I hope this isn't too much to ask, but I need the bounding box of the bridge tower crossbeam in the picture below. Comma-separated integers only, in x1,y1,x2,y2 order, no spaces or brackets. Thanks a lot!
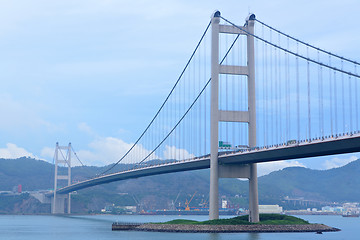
209,11,259,222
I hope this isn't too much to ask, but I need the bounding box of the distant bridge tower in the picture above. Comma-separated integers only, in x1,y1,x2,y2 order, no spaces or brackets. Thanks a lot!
52,142,72,214
210,11,259,222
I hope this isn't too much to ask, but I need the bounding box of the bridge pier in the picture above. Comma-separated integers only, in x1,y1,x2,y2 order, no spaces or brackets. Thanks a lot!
249,163,259,222
210,11,259,222
218,163,259,222
51,194,68,214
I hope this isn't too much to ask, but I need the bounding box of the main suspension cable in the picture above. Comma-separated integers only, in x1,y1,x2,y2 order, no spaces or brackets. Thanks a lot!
99,21,211,176
220,17,360,78
133,34,243,168
71,146,85,167
255,18,360,66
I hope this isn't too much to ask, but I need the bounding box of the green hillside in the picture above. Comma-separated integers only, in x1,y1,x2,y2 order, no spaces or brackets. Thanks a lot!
259,159,360,202
0,157,359,214
0,157,245,213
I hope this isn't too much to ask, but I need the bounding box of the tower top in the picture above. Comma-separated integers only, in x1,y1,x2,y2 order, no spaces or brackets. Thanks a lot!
246,13,256,21
212,10,221,18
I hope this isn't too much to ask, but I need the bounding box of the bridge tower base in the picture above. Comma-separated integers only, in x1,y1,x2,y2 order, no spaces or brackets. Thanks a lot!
210,11,259,222
52,142,72,214
51,194,68,214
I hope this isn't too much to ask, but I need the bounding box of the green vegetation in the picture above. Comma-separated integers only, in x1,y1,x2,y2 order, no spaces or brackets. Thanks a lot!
1,157,360,213
162,219,201,225
257,214,309,225
161,214,309,225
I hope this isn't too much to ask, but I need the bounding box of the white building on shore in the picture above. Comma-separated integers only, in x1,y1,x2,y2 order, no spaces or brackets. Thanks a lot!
259,205,283,214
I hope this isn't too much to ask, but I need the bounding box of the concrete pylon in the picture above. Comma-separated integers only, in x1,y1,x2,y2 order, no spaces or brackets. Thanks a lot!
246,14,259,223
209,11,259,222
209,10,221,221
52,142,72,214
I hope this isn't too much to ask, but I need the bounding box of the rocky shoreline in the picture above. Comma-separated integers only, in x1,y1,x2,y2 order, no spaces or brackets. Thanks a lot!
112,223,340,233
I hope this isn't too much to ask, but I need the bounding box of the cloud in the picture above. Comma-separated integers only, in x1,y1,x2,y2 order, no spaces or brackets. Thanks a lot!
40,138,197,167
0,143,36,159
40,137,159,166
163,145,195,160
0,94,57,132
78,122,94,135
322,155,359,170
40,146,55,160
257,160,306,177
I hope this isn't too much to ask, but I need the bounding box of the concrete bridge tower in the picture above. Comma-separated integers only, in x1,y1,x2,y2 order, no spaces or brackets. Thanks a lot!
209,11,259,222
52,142,72,214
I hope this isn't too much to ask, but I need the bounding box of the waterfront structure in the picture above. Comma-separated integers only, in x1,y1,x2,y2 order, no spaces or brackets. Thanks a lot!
259,205,283,214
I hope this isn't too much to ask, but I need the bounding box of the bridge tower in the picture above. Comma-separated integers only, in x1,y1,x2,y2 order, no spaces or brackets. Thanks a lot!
210,11,259,222
52,142,72,214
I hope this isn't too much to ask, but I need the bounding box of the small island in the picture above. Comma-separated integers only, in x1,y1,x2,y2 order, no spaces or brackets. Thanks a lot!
112,214,340,233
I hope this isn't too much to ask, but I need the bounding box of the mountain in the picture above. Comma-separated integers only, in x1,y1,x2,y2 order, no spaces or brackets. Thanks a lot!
258,159,360,202
0,157,54,191
0,157,243,213
0,157,359,214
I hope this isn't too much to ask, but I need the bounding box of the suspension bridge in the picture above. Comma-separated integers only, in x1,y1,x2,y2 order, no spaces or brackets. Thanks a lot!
47,11,360,222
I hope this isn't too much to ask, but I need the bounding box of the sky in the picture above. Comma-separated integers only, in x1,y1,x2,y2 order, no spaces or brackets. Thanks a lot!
0,0,359,176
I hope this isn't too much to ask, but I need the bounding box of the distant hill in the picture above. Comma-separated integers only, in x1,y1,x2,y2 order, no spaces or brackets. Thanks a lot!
0,157,359,213
0,157,54,191
0,157,244,213
258,159,360,202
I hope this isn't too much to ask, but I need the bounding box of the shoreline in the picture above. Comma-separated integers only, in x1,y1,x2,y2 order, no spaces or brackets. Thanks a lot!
112,223,340,233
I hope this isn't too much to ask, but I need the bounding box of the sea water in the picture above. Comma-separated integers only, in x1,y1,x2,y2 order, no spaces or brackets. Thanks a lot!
0,214,357,240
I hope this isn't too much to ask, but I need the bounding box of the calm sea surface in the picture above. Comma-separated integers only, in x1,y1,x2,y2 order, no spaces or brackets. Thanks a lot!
0,214,358,240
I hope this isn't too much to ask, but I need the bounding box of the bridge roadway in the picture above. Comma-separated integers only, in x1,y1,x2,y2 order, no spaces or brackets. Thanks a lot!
54,133,360,195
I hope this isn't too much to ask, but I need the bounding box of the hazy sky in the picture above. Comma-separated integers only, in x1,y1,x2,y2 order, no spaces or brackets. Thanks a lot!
0,0,359,175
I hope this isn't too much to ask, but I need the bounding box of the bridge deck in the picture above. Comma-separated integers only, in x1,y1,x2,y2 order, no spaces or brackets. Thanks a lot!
54,134,360,194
